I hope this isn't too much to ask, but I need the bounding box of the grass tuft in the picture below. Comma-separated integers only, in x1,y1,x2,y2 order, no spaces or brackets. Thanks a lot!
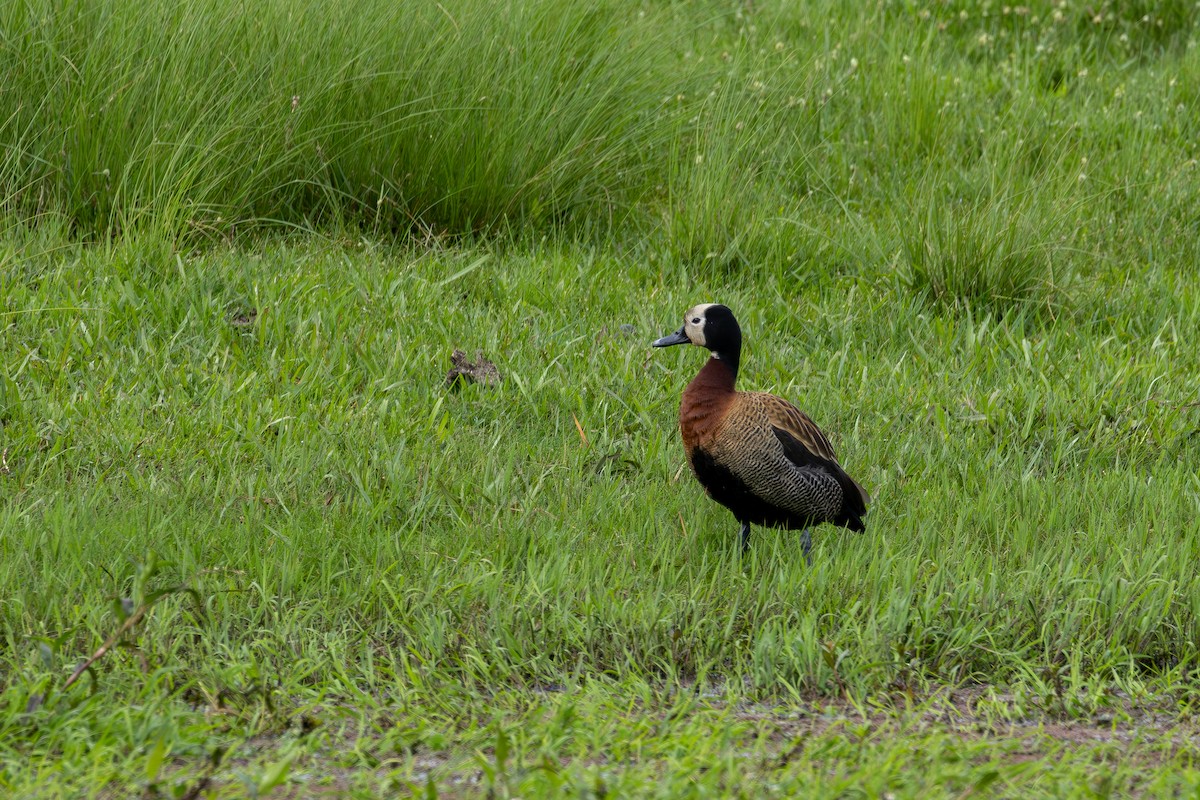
899,187,1077,314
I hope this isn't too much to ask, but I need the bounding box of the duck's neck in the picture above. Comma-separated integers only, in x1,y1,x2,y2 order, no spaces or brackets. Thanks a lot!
687,352,739,395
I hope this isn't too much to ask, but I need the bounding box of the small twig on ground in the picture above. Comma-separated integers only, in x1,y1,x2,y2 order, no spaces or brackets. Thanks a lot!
572,413,589,447
62,604,150,691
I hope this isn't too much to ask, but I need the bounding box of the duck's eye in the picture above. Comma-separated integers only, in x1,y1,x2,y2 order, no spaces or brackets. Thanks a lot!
691,317,701,324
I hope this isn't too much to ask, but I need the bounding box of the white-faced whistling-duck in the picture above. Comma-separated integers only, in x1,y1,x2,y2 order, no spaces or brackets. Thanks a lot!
653,303,869,564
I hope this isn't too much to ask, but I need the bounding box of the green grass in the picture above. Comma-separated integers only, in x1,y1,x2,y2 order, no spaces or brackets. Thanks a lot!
4,0,1200,796
4,237,1200,796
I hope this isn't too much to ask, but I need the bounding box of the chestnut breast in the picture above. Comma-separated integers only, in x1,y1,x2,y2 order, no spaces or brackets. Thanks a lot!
678,357,737,455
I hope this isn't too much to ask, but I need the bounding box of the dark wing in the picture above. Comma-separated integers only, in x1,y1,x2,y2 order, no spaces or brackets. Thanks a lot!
761,395,871,512
761,395,839,462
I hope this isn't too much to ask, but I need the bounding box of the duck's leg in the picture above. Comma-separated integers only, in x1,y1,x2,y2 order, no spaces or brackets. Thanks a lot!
739,520,751,553
800,529,812,567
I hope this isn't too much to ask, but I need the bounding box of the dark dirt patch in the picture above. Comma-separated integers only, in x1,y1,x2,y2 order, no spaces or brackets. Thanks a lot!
445,349,502,389
735,685,1198,768
133,685,1200,797
229,308,259,327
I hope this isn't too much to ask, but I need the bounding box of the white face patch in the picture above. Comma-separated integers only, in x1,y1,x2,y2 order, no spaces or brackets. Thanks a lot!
682,303,718,347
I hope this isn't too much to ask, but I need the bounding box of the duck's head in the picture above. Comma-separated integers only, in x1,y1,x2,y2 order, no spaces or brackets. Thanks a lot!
652,303,742,364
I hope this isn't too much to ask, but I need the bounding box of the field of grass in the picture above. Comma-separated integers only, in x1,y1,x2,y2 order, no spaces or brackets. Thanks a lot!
4,0,1200,796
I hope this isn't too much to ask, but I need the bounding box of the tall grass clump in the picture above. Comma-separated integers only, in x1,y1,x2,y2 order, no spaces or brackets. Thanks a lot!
0,0,683,240
662,75,798,270
898,182,1080,315
3,0,1198,277
655,8,885,274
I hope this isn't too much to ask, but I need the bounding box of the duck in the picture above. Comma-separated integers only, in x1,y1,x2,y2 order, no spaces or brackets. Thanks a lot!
653,303,869,563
